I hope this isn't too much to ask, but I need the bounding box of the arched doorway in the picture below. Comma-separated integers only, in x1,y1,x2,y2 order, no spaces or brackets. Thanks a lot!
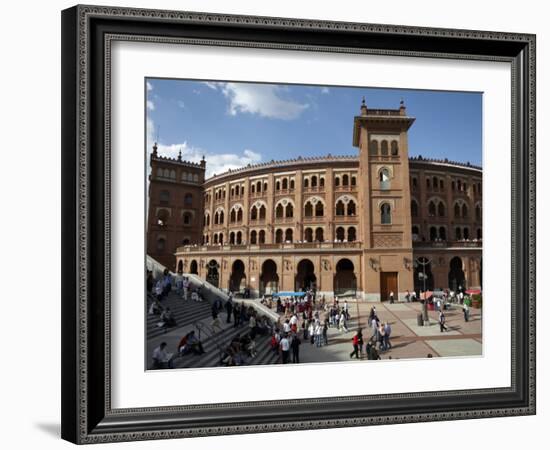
414,257,434,294
177,260,183,274
206,260,219,287
190,260,198,275
260,259,279,295
230,259,246,292
448,257,466,291
333,258,356,296
295,259,316,291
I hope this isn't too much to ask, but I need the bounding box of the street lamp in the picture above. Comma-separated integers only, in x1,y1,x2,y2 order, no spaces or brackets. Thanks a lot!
414,257,434,324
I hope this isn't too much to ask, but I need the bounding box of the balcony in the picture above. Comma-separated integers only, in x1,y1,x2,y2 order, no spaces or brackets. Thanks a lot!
413,240,482,249
274,216,295,223
177,241,363,254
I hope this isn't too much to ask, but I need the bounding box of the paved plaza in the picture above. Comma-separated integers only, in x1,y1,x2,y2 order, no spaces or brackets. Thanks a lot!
147,295,482,369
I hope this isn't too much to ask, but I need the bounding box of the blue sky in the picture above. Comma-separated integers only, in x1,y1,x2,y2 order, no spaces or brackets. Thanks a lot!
146,79,482,178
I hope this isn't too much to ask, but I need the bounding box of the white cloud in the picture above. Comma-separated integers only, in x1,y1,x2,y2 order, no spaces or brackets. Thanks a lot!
203,81,221,90
146,81,153,91
147,100,155,111
146,118,262,178
321,87,330,94
177,100,185,109
220,83,309,120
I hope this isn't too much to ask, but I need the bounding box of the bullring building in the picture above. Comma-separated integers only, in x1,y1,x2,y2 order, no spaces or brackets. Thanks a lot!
147,100,482,301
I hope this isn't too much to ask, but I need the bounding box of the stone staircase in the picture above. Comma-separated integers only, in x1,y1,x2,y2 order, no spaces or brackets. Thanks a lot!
147,291,212,339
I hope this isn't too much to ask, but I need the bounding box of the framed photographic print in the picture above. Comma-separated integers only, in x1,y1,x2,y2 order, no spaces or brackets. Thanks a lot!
61,4,536,444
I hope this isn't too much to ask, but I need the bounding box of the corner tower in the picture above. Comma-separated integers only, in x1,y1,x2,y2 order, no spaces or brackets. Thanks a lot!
353,98,415,301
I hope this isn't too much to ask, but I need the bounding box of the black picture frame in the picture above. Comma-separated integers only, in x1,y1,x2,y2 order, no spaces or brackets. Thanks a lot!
61,4,536,444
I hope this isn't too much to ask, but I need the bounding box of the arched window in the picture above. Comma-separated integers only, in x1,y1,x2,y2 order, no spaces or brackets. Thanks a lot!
348,227,356,242
438,202,446,217
455,227,462,240
369,140,378,155
282,178,288,190
229,232,235,244
256,181,262,192
347,200,356,216
236,231,242,245
214,212,219,225
440,179,444,189
315,202,324,217
379,168,390,190
381,140,389,156
184,193,193,206
304,178,309,188
219,211,224,224
219,233,223,245
237,208,243,222
463,227,470,240
230,209,236,223
193,174,199,182
380,203,391,224
290,179,295,189
259,205,266,220
390,140,399,155
430,226,437,241
334,177,340,187
315,228,324,242
157,238,165,252
259,230,266,244
159,190,170,204
183,212,192,225
320,177,325,187
475,205,481,221
335,227,345,241
251,184,255,194
304,228,313,242
276,181,281,191
412,226,419,240
454,203,461,218
170,170,176,179
351,176,356,186
157,168,163,177
451,181,455,191
235,185,240,196
214,233,219,244
428,201,436,217
275,204,284,218
286,203,294,218
231,188,235,198
411,200,419,217
304,202,313,217
250,206,258,221
264,182,268,191
204,214,210,226
462,204,468,218
477,228,482,240
439,227,447,240
311,176,317,187
335,200,345,216
433,176,438,189
285,228,293,242
342,174,349,186
157,209,169,226
427,178,431,189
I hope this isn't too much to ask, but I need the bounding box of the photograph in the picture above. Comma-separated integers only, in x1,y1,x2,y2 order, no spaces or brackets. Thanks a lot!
145,79,483,370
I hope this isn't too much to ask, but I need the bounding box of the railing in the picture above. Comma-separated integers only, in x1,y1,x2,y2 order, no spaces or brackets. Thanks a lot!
413,240,482,248
274,216,294,223
178,241,363,253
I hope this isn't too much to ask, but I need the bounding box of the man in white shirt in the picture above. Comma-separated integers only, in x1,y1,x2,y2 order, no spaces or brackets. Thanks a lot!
279,334,290,364
152,342,173,369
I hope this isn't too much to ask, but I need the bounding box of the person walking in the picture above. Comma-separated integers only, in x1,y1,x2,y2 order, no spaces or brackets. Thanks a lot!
439,311,448,332
405,290,411,303
280,333,290,364
315,321,323,347
389,291,395,304
463,303,470,322
349,330,363,359
339,311,349,333
290,333,301,363
383,322,392,350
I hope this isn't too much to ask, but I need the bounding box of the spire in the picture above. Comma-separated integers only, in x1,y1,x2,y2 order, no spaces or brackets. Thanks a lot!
399,98,406,115
152,142,158,156
360,96,367,116
177,148,182,162
200,154,206,168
